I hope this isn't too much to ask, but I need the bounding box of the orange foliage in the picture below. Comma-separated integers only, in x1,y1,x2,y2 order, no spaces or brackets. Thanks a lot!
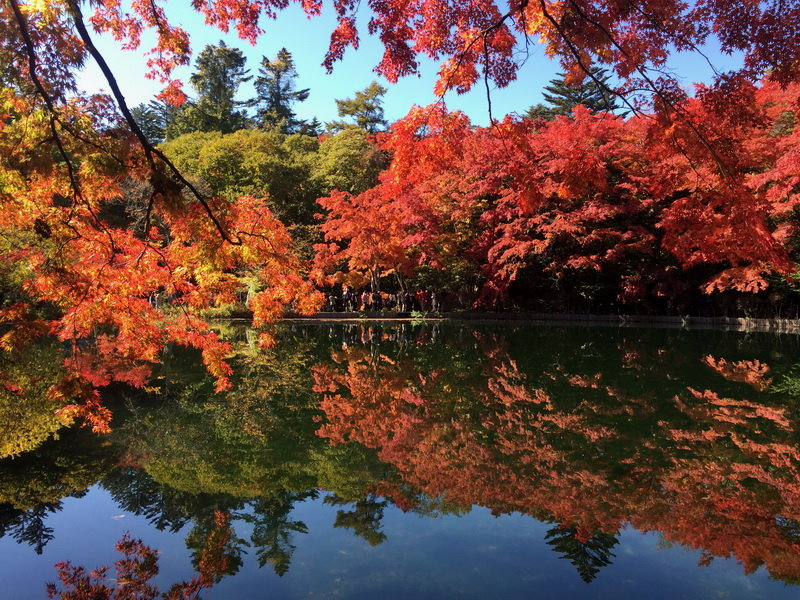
703,356,773,391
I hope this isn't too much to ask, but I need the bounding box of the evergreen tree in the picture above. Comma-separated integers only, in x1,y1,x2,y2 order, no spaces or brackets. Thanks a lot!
298,117,323,137
524,103,553,121
328,81,388,133
169,41,251,137
253,48,310,133
545,524,619,583
526,67,622,120
131,99,180,144
248,492,315,577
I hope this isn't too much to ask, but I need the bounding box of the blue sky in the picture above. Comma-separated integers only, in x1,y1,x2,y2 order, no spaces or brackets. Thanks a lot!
77,2,744,127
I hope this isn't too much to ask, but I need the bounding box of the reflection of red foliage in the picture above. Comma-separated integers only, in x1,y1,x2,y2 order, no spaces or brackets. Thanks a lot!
48,374,113,433
313,340,800,583
65,349,153,389
703,356,773,391
47,534,210,599
195,511,235,586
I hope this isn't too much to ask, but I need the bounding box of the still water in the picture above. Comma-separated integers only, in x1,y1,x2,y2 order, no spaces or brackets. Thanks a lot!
3,321,800,599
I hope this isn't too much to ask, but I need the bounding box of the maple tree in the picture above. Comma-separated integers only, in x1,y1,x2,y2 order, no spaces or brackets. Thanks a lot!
313,78,800,308
47,534,212,599
1,1,325,429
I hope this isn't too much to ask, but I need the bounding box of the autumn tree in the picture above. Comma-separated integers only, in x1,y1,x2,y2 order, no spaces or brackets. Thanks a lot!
0,3,325,428
4,0,800,425
47,534,212,599
329,80,799,308
313,187,415,292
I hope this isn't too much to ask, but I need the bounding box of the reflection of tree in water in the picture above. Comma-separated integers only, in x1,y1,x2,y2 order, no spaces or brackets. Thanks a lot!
545,524,619,583
312,323,800,585
8,322,800,588
103,467,228,534
0,426,112,554
186,509,245,583
0,503,59,555
98,324,408,579
103,467,314,578
47,533,213,599
0,342,71,458
247,490,317,576
327,493,388,546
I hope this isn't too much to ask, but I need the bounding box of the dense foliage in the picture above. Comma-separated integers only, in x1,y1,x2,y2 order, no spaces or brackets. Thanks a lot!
314,80,800,313
2,0,800,426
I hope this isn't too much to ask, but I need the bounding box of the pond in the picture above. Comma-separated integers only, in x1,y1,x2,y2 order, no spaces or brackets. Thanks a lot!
3,321,800,599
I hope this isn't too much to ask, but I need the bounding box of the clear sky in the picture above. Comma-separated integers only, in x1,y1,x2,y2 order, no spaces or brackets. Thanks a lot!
77,2,744,127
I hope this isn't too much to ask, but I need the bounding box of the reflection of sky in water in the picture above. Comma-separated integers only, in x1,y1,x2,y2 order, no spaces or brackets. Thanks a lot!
2,486,794,600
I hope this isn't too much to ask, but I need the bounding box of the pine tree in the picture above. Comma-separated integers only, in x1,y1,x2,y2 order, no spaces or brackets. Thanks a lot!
328,81,388,133
544,524,619,583
298,117,323,137
131,99,181,144
526,67,622,120
169,41,251,136
253,48,310,134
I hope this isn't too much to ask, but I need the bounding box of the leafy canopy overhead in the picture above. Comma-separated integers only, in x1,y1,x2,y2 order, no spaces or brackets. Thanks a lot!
10,0,797,110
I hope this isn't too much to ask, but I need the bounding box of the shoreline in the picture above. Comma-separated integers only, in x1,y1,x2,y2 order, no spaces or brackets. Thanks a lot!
271,311,800,333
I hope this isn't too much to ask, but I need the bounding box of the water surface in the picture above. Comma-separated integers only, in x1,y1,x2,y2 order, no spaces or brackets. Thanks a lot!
3,322,800,598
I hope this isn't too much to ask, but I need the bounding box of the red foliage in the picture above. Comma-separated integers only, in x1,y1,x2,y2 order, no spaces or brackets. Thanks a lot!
46,534,210,600
75,0,800,104
0,92,321,427
314,80,800,304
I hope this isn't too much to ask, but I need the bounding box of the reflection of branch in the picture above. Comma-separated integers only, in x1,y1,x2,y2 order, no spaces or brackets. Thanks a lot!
66,1,241,245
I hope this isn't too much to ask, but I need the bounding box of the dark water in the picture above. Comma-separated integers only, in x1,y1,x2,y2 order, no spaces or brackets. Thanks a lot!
3,321,800,599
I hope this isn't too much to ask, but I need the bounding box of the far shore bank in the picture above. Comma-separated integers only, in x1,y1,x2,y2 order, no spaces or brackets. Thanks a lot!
214,310,800,333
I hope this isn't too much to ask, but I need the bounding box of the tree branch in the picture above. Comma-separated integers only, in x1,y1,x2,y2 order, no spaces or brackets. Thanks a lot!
66,0,242,245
